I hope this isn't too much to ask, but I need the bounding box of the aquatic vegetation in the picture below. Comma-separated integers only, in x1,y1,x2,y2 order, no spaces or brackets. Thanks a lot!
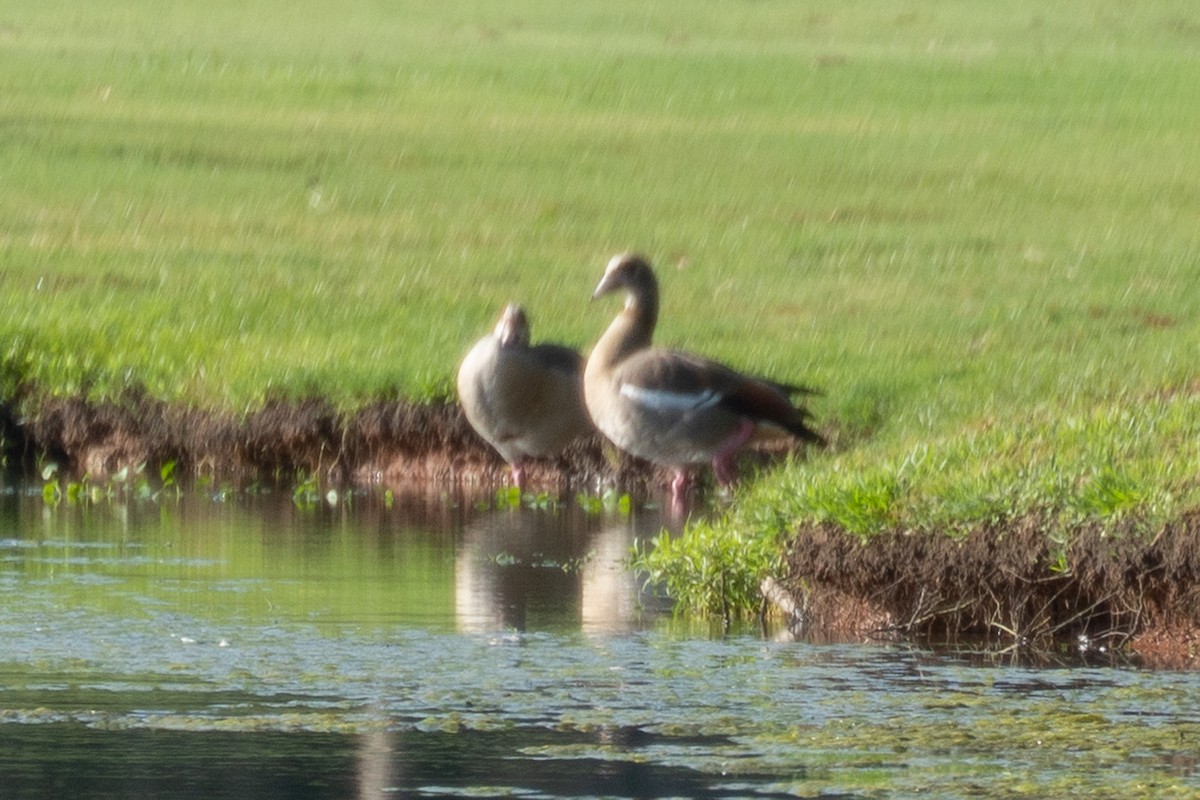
576,489,633,517
292,472,322,509
40,460,181,506
480,486,575,512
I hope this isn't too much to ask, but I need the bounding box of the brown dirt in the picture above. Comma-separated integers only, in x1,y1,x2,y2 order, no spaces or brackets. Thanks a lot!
8,390,811,493
6,390,663,490
774,514,1200,664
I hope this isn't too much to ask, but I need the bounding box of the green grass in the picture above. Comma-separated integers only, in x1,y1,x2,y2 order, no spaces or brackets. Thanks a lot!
3,1,1200,577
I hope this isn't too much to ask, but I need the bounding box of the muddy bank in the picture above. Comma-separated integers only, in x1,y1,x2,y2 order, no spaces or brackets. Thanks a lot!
4,391,658,490
6,391,808,493
772,515,1200,664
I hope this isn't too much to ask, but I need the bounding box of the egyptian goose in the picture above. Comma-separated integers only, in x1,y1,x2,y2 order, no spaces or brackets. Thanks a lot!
584,253,823,508
457,303,592,488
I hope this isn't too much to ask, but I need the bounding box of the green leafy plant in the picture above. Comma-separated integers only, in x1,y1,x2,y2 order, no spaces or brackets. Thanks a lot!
522,491,559,511
156,460,179,501
293,473,321,509
577,489,632,516
41,463,60,505
40,460,185,506
493,486,522,510
631,521,782,623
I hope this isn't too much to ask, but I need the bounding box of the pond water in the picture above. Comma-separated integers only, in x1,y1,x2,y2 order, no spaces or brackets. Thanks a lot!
1,484,1199,799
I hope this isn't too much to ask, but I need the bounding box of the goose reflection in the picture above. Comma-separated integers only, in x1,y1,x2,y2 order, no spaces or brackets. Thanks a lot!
455,502,670,634
356,720,397,800
579,521,641,635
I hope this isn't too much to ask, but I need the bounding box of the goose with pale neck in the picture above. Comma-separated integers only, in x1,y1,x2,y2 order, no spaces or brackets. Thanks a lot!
584,253,823,509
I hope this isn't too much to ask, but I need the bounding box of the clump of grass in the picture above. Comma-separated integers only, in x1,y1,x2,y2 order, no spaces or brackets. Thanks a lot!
738,390,1200,544
631,520,782,623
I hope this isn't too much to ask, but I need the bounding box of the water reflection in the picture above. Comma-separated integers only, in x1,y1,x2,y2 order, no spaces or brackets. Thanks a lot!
454,503,666,634
0,487,668,634
580,520,646,634
355,722,395,800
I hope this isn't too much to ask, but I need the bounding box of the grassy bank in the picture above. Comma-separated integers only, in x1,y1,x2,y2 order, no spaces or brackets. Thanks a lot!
4,1,1200,626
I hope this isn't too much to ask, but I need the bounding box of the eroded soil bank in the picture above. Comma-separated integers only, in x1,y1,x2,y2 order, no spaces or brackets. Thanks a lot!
774,516,1200,665
3,392,645,489
3,392,1197,661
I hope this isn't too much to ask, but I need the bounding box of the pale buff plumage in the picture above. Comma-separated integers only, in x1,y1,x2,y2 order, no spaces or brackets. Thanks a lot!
457,303,592,487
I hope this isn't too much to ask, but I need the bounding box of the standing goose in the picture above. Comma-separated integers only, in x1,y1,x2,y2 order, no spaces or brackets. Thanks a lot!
457,303,592,488
584,253,823,508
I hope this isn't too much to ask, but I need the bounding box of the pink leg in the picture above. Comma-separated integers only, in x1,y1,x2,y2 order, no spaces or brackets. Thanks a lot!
671,469,691,499
711,419,756,487
670,469,692,517
511,461,526,491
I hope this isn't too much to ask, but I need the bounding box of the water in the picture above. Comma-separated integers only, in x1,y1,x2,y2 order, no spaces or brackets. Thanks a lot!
1,486,1199,799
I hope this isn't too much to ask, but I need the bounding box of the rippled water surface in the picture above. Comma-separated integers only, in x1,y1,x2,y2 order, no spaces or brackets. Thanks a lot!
1,486,1198,799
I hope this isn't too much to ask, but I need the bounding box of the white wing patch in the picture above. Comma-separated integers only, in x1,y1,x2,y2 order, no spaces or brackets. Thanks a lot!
620,383,722,412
